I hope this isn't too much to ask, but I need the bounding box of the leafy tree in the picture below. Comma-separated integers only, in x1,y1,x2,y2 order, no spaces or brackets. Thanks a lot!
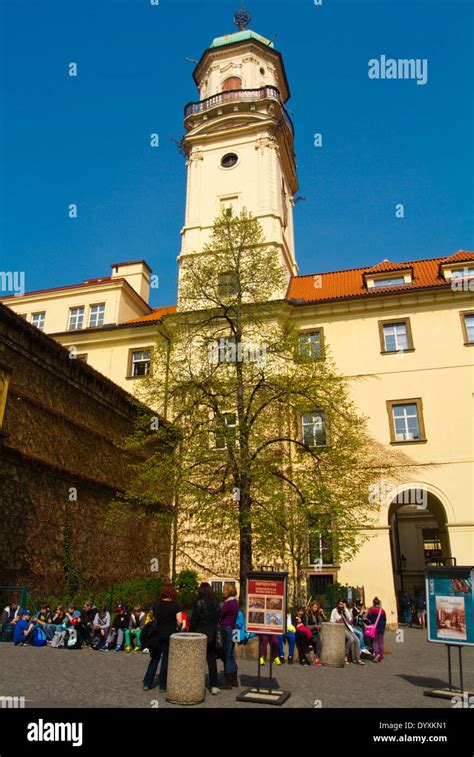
175,569,199,609
127,210,409,603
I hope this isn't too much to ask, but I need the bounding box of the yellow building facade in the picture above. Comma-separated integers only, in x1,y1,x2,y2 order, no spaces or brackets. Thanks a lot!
2,25,473,626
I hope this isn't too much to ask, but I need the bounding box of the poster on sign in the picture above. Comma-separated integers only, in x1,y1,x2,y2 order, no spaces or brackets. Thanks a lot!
425,566,474,646
246,571,288,634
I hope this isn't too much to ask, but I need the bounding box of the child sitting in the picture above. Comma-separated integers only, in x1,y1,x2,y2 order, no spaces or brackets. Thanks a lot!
13,610,35,645
179,610,190,632
125,605,145,651
294,608,320,666
102,604,130,652
91,607,110,648
278,613,296,664
56,605,81,631
259,634,281,666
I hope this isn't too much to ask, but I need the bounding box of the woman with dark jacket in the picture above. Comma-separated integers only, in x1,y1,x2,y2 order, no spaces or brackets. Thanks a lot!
143,586,182,691
190,583,220,695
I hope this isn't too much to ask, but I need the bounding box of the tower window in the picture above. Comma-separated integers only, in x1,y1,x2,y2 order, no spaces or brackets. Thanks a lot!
222,76,242,92
221,153,239,169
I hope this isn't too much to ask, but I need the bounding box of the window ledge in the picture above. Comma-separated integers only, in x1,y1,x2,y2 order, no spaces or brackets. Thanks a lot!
380,348,415,355
463,342,474,347
125,375,150,380
390,439,427,445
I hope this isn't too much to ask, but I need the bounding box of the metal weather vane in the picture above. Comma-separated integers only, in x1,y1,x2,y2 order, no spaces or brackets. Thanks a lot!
233,6,251,31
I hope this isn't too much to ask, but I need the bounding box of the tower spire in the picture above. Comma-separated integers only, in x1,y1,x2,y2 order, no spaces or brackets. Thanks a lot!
233,6,251,31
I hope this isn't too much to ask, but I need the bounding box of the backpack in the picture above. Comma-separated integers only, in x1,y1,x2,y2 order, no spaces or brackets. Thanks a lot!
140,620,158,650
0,623,14,642
66,628,82,649
51,630,67,648
91,635,103,650
33,625,47,647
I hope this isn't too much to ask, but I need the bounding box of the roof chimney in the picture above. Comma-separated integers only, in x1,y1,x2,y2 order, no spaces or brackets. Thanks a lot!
111,260,152,304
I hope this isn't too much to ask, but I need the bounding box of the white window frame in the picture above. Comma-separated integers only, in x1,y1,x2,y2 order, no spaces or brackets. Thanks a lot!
464,314,474,343
131,350,151,377
302,411,327,447
392,404,420,442
213,412,237,450
298,330,322,359
372,276,406,289
31,312,46,331
88,303,105,328
451,267,474,279
68,306,85,331
383,322,409,352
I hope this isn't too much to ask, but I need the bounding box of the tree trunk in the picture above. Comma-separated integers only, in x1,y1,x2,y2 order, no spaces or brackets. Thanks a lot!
238,487,252,606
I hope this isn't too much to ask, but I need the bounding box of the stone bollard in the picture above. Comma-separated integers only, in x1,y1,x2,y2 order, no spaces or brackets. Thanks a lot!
234,636,259,661
166,632,208,705
320,622,345,667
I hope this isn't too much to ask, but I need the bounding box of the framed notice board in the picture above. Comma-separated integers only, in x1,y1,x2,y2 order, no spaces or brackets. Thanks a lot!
245,571,288,635
425,566,474,646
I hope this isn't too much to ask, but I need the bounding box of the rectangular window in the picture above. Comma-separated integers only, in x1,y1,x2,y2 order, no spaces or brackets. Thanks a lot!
211,580,236,600
379,319,413,353
302,411,327,447
89,303,105,327
31,312,46,331
451,267,474,279
68,306,85,330
308,513,334,565
128,349,151,377
220,196,239,217
213,412,237,450
372,276,406,288
217,336,237,364
298,330,323,359
387,398,426,443
218,272,238,297
461,312,474,344
422,528,443,565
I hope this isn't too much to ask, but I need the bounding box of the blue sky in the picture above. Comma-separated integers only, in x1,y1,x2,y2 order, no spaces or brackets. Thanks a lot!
1,0,472,307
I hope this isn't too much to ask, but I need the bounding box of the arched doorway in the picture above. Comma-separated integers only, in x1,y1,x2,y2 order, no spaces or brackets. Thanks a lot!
389,488,453,616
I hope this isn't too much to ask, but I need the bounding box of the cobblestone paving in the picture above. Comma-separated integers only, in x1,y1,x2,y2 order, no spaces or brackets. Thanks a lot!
2,629,473,709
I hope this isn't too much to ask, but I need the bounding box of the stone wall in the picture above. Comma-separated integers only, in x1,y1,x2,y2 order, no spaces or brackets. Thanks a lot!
0,304,172,596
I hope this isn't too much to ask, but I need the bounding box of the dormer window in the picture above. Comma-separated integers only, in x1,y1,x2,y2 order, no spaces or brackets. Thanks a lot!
372,276,406,288
364,267,413,290
451,267,474,279
439,258,474,283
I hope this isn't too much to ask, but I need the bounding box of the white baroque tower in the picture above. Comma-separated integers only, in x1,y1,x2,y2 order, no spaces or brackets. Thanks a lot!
177,15,299,308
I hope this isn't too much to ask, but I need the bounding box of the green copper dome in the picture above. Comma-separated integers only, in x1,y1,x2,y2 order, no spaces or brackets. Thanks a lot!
210,30,274,49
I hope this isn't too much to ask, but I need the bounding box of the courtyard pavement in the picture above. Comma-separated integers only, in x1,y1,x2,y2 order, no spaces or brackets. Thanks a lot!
2,628,473,709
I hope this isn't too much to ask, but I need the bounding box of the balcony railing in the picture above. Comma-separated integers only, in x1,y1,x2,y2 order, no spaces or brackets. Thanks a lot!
184,85,294,135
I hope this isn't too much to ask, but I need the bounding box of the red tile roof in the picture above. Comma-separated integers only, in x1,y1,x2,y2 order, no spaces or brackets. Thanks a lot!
124,305,177,324
287,250,474,305
364,259,412,273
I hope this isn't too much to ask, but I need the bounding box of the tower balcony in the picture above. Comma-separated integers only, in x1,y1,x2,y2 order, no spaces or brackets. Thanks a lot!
184,85,294,136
